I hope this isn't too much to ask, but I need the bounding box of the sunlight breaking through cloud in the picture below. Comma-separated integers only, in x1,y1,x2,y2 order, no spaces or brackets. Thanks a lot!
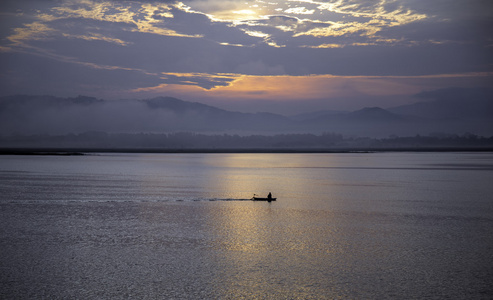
4,0,431,56
41,1,201,38
284,7,315,15
0,0,491,106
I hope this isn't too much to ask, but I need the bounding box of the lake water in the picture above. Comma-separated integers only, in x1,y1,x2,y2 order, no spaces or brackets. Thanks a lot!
1,152,492,299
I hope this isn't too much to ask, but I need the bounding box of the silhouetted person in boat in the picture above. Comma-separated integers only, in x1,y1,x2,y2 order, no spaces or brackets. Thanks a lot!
267,192,272,201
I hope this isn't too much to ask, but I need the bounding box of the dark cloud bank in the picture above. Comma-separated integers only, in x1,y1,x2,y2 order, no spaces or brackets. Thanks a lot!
1,87,492,150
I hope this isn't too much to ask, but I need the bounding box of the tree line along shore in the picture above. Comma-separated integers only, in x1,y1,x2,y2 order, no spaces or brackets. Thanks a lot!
1,132,492,153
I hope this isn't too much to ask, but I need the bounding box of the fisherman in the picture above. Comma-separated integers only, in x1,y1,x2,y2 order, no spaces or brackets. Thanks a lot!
267,192,272,201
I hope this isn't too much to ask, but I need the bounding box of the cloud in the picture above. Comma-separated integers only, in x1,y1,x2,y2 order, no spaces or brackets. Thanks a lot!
235,60,285,75
158,72,237,89
0,0,491,109
123,72,493,109
284,7,315,15
0,54,160,101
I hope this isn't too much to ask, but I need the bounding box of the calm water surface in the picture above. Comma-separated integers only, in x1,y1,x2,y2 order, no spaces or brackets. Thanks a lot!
1,152,492,299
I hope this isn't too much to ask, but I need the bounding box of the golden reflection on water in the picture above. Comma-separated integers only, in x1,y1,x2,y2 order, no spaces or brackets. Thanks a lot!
132,154,410,298
193,154,362,298
199,153,336,201
204,203,346,298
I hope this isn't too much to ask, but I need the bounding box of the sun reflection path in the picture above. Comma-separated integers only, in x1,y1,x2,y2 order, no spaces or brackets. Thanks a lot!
203,202,349,298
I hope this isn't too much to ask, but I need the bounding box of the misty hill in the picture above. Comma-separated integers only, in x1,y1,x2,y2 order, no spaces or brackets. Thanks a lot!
388,87,493,120
296,107,422,137
291,107,415,123
289,110,347,121
0,95,295,135
291,87,493,136
340,107,411,122
145,96,221,113
386,87,493,136
144,96,293,131
1,89,492,137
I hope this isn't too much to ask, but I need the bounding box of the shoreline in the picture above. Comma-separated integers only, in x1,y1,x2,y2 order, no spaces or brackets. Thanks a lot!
1,147,493,155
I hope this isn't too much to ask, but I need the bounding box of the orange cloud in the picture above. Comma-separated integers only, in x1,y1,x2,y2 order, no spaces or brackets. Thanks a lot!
128,74,420,100
127,72,493,104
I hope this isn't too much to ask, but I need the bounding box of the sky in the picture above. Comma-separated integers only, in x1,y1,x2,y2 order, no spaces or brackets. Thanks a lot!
0,0,492,114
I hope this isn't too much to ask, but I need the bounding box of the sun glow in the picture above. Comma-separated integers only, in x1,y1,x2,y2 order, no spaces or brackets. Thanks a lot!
128,73,442,103
234,9,257,15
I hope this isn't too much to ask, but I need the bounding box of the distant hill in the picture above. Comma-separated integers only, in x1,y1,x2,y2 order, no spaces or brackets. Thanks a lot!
295,107,412,124
143,96,295,131
383,87,493,136
144,96,220,113
289,110,347,122
292,88,493,136
339,107,410,122
388,87,493,120
1,89,491,137
296,107,422,137
0,95,294,135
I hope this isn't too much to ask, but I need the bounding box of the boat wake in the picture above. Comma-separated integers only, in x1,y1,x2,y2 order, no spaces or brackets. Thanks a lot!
4,198,258,204
183,198,252,202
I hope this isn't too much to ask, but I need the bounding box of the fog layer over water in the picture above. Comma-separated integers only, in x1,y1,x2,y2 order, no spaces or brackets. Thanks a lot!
1,153,492,298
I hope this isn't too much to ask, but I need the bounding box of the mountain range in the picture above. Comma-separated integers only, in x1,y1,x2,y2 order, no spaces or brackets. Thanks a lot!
0,87,492,137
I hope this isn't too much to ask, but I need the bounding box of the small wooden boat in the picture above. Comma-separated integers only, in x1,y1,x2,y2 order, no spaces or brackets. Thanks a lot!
251,196,276,201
